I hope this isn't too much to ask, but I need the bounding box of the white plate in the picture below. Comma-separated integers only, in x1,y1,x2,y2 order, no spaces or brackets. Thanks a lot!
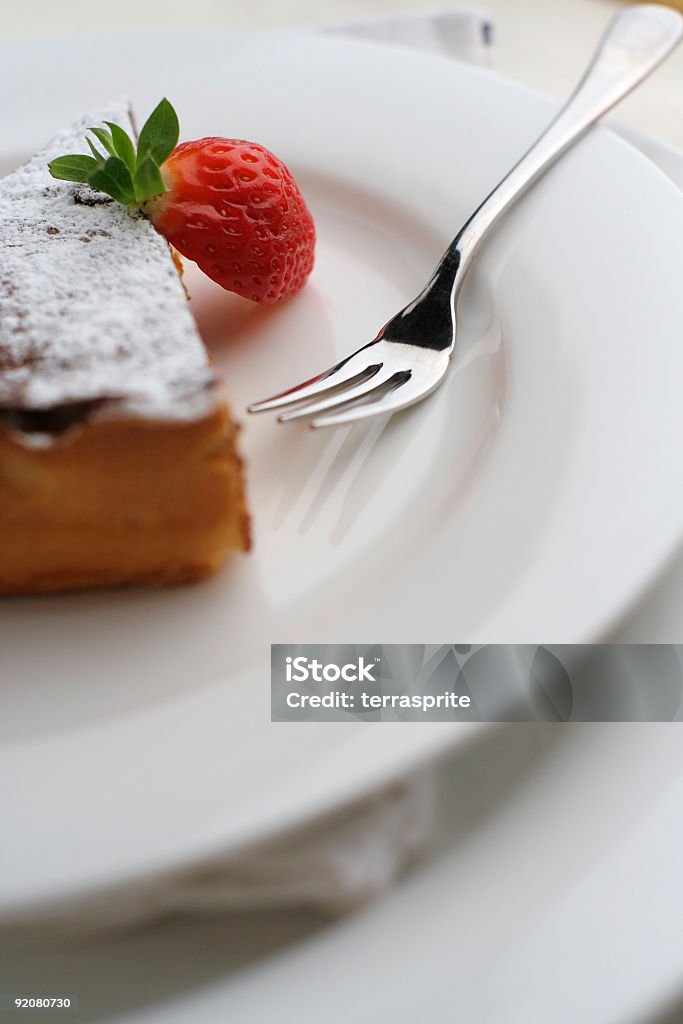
2,30,683,923
6,725,682,1024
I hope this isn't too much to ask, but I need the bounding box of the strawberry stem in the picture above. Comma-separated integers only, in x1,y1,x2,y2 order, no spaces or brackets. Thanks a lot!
49,98,180,208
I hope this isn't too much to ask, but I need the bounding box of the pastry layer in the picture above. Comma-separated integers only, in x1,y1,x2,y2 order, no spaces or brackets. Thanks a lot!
0,102,216,421
0,403,250,595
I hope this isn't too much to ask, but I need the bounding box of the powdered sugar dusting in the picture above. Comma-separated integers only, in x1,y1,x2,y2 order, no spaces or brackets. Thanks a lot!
0,102,216,436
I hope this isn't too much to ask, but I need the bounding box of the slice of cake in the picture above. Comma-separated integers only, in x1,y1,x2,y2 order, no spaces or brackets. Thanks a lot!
0,103,249,595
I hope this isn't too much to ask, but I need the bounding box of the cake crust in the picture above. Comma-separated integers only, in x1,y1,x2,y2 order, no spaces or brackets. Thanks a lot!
0,403,250,595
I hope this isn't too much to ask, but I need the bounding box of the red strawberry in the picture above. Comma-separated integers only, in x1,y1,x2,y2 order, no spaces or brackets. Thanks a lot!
49,99,316,304
146,138,315,304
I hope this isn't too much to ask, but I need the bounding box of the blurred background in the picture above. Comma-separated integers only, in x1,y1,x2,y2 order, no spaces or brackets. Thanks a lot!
2,0,683,145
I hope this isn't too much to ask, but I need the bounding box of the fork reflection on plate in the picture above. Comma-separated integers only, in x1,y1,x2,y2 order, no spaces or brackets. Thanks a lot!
248,4,682,428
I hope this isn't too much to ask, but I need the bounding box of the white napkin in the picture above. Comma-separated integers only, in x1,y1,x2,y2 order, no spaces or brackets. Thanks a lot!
1,770,435,946
325,8,493,66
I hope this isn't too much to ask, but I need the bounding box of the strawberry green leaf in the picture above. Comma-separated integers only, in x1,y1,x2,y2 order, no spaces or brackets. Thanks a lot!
89,127,117,157
136,98,179,167
48,154,100,183
133,154,167,203
104,121,136,175
86,137,107,165
87,156,136,205
48,99,180,209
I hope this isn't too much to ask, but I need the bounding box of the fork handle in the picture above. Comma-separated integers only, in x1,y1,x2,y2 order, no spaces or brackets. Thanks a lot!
454,4,682,274
385,5,682,352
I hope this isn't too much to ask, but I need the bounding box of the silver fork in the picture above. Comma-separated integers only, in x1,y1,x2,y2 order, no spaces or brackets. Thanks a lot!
248,5,682,428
